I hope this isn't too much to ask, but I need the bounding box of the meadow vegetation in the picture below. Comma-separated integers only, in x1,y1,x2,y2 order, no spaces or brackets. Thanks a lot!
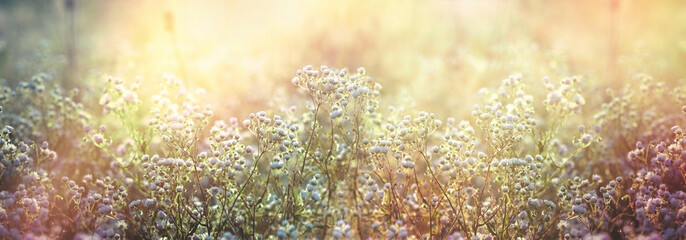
1,1,685,239
0,65,684,239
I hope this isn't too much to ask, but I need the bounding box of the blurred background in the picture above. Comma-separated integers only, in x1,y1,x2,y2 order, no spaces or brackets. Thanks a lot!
0,0,685,119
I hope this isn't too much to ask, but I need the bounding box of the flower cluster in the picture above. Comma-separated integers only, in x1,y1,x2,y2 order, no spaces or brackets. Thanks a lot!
0,67,684,239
